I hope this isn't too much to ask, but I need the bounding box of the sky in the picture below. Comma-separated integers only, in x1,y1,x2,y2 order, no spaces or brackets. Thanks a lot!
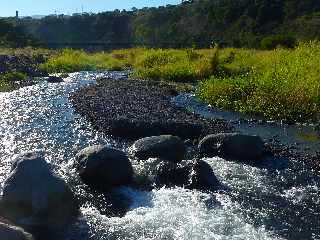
0,0,181,17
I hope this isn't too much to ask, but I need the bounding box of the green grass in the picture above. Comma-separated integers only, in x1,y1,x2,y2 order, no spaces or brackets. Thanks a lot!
0,72,27,92
198,41,320,122
132,48,218,82
40,48,219,82
39,49,130,73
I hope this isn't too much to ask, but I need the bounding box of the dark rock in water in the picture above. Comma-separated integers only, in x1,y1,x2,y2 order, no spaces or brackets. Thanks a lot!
75,145,133,189
84,189,132,218
129,135,186,163
199,133,265,161
47,76,63,83
154,161,190,187
70,79,230,140
189,160,220,191
0,222,33,240
1,152,79,229
155,160,219,191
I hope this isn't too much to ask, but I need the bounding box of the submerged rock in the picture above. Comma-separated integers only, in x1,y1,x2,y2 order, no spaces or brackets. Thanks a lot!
129,135,186,163
154,159,220,191
1,152,79,228
199,133,265,160
0,222,33,240
76,145,133,189
47,76,64,83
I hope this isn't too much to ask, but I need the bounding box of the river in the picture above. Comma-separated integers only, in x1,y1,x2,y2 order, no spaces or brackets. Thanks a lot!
0,71,319,240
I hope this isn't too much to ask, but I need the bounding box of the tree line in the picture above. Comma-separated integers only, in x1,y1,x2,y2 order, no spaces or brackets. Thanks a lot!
1,0,320,49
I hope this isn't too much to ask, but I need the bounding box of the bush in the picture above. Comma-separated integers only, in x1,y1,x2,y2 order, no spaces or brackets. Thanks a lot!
260,35,297,50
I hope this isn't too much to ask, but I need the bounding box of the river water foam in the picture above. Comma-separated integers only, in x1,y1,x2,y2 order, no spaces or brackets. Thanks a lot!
0,72,319,240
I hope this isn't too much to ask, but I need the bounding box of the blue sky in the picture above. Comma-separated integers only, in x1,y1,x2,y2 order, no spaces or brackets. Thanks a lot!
1,0,181,17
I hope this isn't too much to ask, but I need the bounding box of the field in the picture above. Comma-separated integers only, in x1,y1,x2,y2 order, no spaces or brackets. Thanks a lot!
2,42,320,123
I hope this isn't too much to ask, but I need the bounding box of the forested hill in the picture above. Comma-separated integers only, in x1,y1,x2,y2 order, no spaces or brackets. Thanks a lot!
3,0,320,48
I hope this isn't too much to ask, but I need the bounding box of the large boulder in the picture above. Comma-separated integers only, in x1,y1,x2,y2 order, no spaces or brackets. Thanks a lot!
0,222,33,240
154,160,220,191
199,133,265,160
129,135,186,163
75,145,133,189
1,152,79,228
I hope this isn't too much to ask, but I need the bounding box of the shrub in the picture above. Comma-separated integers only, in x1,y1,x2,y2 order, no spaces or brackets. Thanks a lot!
260,35,297,50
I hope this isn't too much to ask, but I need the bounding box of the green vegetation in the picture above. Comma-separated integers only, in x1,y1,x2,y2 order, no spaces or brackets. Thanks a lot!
0,72,27,91
260,35,297,50
40,49,129,73
0,19,36,47
40,47,219,82
12,0,320,49
133,48,218,82
198,41,320,122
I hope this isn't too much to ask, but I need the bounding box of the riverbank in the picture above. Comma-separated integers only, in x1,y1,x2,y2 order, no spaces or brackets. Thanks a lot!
0,48,54,91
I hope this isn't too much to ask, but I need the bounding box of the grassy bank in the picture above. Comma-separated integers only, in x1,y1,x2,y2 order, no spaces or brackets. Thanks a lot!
198,42,320,122
0,47,55,92
40,48,219,82
39,43,320,122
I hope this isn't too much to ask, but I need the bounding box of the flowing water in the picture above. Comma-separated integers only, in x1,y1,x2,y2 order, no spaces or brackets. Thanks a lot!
0,72,319,240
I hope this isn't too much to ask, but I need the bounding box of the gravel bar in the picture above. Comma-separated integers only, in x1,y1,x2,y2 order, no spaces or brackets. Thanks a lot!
70,78,231,140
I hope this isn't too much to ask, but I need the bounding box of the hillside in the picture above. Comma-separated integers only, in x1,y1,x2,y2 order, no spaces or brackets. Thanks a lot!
13,0,320,48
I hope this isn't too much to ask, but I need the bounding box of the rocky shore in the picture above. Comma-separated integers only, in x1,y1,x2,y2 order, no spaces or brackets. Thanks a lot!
0,54,48,77
70,78,231,140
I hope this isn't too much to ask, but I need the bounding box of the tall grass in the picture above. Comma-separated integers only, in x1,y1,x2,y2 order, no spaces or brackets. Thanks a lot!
132,48,219,82
40,49,129,73
40,48,219,82
198,41,320,122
